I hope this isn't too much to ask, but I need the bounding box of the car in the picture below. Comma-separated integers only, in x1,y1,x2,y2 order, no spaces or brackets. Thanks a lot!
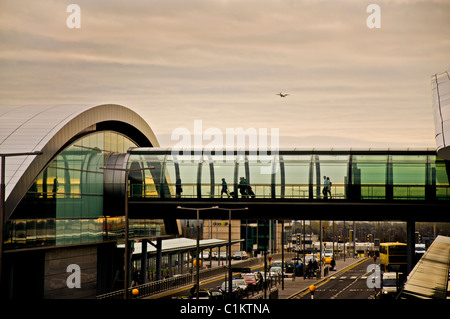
219,281,242,298
196,289,210,299
283,260,295,273
191,288,224,300
323,249,333,258
233,278,248,296
271,260,295,273
219,252,228,260
199,251,210,259
272,260,283,267
243,273,261,290
233,251,248,260
291,257,303,265
268,266,283,278
208,288,224,300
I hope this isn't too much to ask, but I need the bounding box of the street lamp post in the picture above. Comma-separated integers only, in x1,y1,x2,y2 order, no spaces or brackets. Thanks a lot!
0,151,43,292
177,206,248,300
214,207,248,300
100,165,154,299
177,206,219,299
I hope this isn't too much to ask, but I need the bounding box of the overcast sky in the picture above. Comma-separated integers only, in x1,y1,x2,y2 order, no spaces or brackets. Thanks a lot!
1,0,449,149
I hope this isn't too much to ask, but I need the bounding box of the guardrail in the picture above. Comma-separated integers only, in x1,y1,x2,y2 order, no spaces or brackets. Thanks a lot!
129,183,450,201
97,265,226,299
97,254,291,299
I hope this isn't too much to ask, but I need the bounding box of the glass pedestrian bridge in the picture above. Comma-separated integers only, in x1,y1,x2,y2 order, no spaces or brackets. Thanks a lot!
124,148,450,201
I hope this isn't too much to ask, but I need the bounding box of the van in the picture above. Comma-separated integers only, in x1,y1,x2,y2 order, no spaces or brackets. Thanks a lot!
381,272,401,298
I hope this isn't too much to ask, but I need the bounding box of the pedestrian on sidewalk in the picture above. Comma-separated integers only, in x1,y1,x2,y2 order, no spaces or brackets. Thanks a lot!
330,257,336,271
190,284,198,298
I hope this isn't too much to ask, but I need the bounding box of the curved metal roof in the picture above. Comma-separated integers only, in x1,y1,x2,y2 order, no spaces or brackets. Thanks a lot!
0,104,159,220
401,235,450,299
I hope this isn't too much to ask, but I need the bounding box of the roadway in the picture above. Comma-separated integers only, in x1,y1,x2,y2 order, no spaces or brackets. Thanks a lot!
293,258,378,299
149,257,379,300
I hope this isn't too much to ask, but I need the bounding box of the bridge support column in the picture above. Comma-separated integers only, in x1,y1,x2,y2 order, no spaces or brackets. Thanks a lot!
406,220,415,274
150,238,162,281
179,253,184,274
141,239,148,284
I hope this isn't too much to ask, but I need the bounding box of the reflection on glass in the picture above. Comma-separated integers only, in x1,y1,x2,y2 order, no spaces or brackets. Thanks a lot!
5,217,166,249
127,150,449,201
6,131,167,250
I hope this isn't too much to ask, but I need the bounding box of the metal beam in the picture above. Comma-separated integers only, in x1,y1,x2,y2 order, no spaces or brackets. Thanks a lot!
129,199,450,222
406,220,415,274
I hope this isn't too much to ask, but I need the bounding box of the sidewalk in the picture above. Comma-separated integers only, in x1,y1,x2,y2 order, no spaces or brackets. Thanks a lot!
277,257,366,299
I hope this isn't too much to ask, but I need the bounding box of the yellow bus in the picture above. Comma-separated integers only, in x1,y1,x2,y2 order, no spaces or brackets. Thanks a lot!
379,243,407,272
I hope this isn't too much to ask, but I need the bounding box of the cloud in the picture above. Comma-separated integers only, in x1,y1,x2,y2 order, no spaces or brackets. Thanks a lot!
0,0,448,149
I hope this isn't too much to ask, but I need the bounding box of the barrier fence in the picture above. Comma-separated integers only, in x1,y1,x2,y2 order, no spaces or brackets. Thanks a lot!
97,254,290,299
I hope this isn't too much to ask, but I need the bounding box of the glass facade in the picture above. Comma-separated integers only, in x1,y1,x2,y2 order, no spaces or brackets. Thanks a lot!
5,147,449,250
5,131,166,250
126,149,450,201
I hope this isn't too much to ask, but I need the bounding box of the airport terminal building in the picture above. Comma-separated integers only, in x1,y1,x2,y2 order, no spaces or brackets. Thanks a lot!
0,104,176,298
1,74,450,299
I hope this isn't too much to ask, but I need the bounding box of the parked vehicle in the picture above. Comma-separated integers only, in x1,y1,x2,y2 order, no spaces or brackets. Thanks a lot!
243,273,261,290
219,252,229,260
272,260,295,273
196,289,210,299
219,281,242,298
208,288,224,300
198,251,210,259
233,278,248,296
233,251,248,260
268,266,283,278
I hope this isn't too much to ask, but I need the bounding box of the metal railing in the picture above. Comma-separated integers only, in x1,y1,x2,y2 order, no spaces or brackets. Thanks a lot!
97,254,289,299
97,265,227,299
129,183,450,201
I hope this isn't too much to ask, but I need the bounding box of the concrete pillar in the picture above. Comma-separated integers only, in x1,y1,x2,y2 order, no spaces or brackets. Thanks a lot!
406,221,415,274
155,238,162,281
141,239,148,284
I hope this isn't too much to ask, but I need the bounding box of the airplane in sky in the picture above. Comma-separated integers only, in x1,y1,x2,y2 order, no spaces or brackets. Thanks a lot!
277,92,289,97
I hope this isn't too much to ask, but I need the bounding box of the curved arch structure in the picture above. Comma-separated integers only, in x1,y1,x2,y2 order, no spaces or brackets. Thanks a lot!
0,104,159,220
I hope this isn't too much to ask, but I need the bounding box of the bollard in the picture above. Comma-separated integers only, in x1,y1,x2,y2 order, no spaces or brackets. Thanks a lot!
309,285,316,299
